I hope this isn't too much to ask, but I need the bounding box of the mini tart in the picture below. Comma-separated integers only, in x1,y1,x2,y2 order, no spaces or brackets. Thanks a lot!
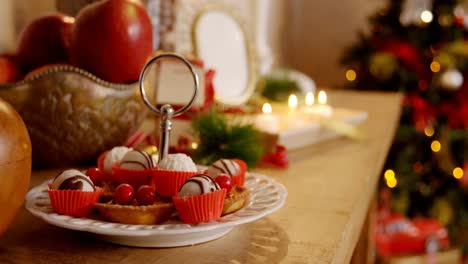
94,201,175,225
97,181,119,203
222,186,250,215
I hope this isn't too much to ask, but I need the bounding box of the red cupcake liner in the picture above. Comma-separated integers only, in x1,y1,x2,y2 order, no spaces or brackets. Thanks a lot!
112,164,153,189
152,169,199,197
173,189,227,224
48,187,102,217
231,159,247,187
97,151,114,182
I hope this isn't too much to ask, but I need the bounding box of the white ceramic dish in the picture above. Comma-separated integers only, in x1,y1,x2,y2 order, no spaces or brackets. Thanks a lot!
25,172,287,247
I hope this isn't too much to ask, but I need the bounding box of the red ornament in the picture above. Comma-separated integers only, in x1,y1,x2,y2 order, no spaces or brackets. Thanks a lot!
135,185,156,205
379,39,426,77
404,95,435,131
438,101,468,129
114,184,135,205
215,174,233,192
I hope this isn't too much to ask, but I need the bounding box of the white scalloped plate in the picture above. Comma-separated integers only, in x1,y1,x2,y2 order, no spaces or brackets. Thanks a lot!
25,172,287,247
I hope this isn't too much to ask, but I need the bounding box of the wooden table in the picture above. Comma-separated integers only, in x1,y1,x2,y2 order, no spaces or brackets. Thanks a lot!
0,91,402,263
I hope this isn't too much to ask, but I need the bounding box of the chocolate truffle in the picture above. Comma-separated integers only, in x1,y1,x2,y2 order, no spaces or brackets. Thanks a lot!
103,146,132,173
206,159,240,179
119,150,154,170
51,169,95,191
158,153,197,172
178,174,220,197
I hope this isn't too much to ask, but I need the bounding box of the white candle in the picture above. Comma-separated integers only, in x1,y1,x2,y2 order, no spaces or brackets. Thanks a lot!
285,94,306,127
255,103,280,133
303,90,332,118
288,94,298,116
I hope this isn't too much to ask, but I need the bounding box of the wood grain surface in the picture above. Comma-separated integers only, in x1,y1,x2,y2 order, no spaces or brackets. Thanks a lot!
0,90,402,264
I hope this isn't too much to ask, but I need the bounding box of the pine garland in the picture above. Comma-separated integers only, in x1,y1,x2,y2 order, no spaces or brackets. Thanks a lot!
191,111,263,168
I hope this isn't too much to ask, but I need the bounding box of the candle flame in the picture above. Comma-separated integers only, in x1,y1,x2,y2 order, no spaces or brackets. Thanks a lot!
305,92,314,106
262,103,272,114
318,91,327,105
288,94,298,109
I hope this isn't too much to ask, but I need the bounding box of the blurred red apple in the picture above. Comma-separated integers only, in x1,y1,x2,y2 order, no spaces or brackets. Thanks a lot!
0,55,22,84
17,14,75,72
70,0,153,83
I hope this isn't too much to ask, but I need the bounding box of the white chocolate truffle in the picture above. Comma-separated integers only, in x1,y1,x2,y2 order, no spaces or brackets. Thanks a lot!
51,169,95,191
103,146,132,173
158,153,197,172
206,159,240,179
178,174,220,197
119,150,154,170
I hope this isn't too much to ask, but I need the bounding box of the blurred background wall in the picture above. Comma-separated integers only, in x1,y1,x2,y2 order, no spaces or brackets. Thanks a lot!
2,0,386,88
280,0,386,88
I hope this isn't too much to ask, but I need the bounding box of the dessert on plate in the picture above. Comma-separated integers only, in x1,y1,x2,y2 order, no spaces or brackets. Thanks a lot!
47,148,251,225
153,153,200,197
206,159,247,187
206,159,250,215
112,149,155,189
48,169,102,217
173,174,226,224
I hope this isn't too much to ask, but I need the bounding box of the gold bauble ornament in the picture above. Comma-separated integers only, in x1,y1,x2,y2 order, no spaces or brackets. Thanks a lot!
0,98,32,235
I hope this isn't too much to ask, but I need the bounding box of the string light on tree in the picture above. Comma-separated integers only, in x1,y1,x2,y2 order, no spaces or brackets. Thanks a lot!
430,61,441,72
191,142,198,150
424,126,435,137
453,167,464,179
384,169,395,181
345,69,356,81
420,10,433,23
384,169,397,188
431,140,441,152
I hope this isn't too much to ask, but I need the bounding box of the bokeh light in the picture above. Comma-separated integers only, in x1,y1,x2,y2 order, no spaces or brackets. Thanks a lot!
430,61,441,72
453,167,464,179
424,126,435,137
421,10,433,23
431,140,441,152
346,69,356,81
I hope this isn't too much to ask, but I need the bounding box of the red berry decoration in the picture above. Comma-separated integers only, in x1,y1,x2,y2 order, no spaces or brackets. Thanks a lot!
114,183,135,205
215,174,232,192
85,167,102,185
136,185,156,205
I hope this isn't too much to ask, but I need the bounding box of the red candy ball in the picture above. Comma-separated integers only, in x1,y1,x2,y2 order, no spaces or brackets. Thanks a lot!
215,174,232,192
114,184,135,205
136,185,156,205
85,167,102,185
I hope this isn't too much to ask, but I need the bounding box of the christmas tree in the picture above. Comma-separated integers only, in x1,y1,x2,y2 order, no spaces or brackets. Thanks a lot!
341,0,468,252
